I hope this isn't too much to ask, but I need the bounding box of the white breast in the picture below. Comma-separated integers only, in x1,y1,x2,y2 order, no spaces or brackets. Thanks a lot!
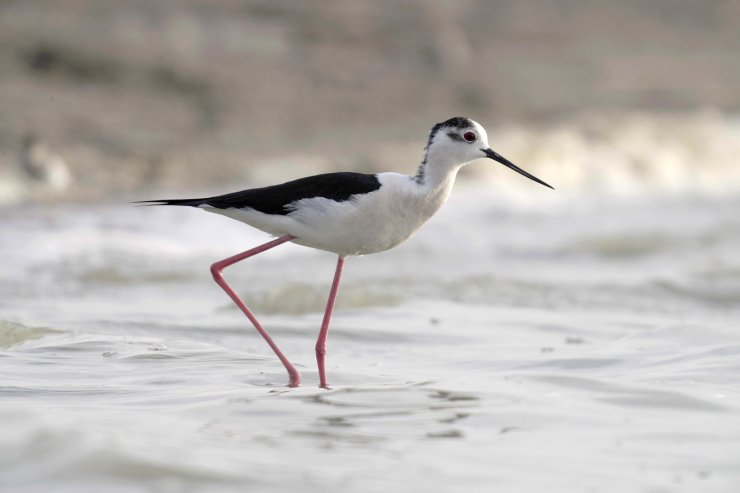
207,172,457,257
288,172,456,256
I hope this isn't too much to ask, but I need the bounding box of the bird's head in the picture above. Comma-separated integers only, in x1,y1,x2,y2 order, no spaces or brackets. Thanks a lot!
423,117,553,189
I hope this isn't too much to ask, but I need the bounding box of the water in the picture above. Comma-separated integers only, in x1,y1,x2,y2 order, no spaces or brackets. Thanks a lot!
2,187,740,492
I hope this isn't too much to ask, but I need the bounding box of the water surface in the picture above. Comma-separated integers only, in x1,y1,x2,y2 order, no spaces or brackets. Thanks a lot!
1,189,739,492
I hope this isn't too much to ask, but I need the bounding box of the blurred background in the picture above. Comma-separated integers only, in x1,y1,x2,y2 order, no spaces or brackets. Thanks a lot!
2,2,740,493
1,0,739,202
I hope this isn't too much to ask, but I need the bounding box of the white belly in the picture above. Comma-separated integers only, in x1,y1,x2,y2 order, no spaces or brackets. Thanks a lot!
205,172,455,257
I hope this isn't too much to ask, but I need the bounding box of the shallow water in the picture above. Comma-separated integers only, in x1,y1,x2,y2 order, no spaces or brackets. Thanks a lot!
2,188,740,492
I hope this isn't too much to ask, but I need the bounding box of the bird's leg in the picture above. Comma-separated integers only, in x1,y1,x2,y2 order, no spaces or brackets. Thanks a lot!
315,255,345,389
210,234,301,387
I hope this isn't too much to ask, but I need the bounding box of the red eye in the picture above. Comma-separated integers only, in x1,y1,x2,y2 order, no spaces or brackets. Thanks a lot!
463,131,476,142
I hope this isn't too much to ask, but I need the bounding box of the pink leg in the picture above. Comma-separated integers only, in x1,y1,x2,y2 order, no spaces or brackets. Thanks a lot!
210,234,301,387
316,255,345,389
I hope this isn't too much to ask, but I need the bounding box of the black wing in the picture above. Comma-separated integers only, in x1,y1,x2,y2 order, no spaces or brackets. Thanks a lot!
135,172,382,216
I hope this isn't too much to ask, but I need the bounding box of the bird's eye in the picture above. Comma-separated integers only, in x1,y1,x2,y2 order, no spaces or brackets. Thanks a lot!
463,131,476,142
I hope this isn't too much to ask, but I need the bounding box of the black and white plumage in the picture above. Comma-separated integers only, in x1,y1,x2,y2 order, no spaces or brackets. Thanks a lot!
146,172,381,215
137,117,553,388
139,117,552,257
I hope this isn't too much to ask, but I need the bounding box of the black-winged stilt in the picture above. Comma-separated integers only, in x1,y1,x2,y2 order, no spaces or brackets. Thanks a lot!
137,117,553,388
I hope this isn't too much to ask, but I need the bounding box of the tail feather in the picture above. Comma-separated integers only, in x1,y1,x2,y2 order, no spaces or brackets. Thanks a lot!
132,198,207,207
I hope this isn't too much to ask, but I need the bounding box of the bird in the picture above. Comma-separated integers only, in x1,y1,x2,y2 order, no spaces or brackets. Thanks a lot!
137,117,553,388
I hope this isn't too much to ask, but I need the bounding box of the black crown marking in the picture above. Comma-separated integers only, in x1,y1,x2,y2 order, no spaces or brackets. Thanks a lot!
416,117,475,182
425,117,473,150
429,117,473,138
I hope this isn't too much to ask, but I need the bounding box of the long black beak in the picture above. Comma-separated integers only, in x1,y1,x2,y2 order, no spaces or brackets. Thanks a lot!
482,148,554,190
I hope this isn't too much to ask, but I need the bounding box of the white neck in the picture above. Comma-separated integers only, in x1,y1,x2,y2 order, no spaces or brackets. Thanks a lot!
415,150,466,192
